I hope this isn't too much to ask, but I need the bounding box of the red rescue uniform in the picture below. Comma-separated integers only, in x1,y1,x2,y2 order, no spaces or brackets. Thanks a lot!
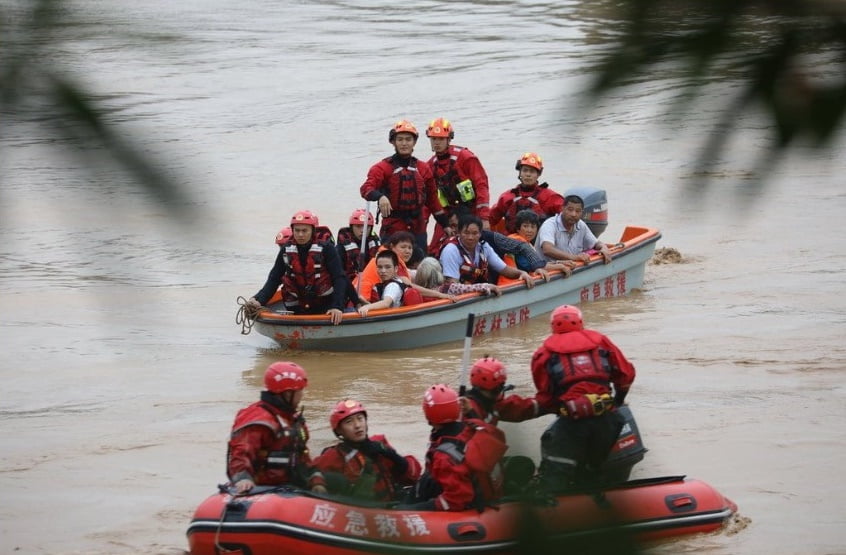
489,183,564,235
423,420,505,511
360,154,445,238
531,329,635,411
227,394,323,488
336,227,380,282
312,434,422,501
463,389,540,426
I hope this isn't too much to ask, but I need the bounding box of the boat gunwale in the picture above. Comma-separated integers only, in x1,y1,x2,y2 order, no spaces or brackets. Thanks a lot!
254,226,662,328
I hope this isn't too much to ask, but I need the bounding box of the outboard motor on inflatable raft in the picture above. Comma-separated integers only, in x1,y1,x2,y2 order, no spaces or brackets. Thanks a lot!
564,186,608,238
602,405,647,482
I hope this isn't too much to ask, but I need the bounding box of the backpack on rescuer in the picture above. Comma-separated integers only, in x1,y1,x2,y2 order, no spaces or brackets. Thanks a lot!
462,419,508,474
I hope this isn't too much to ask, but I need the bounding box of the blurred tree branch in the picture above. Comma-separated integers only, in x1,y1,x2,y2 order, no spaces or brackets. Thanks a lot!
588,0,846,182
1,0,194,213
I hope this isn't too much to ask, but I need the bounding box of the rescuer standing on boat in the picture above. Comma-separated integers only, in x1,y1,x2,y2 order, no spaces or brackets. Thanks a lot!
360,119,448,253
489,152,565,234
530,305,636,490
425,117,491,247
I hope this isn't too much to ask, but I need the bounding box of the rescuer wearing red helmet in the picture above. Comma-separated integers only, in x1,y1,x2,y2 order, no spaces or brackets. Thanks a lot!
336,208,381,283
246,210,348,325
360,120,448,254
530,305,636,490
489,152,565,234
462,356,540,425
227,361,327,494
311,399,421,501
413,384,507,511
425,117,492,247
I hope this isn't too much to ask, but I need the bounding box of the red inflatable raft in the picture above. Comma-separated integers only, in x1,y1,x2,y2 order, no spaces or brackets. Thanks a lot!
186,475,737,554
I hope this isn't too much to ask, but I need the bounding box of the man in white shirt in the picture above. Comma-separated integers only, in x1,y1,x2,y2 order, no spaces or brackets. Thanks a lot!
536,195,613,265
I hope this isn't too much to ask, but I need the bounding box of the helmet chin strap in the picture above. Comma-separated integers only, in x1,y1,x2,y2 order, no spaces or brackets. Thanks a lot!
261,390,296,412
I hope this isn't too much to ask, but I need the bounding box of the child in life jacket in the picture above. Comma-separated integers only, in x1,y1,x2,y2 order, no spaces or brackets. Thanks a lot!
413,384,508,511
312,399,421,501
358,250,454,316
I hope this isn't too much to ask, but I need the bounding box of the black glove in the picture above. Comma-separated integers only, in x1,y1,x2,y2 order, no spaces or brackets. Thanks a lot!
613,388,628,407
358,438,386,457
387,450,409,476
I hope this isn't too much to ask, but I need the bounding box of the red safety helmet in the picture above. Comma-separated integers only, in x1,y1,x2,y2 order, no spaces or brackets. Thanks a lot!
349,208,375,227
388,119,419,143
422,384,461,425
550,305,584,334
290,210,319,227
470,357,507,390
515,152,544,174
264,361,308,393
426,117,454,139
330,399,368,430
275,226,293,245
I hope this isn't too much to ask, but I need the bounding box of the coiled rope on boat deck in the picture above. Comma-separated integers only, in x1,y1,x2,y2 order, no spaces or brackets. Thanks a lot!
235,296,258,335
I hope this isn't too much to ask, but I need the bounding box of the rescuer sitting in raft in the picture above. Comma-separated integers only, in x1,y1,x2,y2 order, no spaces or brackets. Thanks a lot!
227,362,327,494
411,384,508,511
312,399,422,501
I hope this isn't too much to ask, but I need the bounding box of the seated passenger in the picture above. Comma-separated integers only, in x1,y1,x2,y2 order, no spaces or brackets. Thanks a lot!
312,399,421,501
414,257,501,300
499,210,574,285
354,231,416,302
414,384,508,511
246,210,347,325
439,214,535,289
537,195,613,265
358,251,452,316
462,356,541,425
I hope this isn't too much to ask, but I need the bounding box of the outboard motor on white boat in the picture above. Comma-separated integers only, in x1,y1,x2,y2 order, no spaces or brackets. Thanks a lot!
602,405,647,482
563,186,608,238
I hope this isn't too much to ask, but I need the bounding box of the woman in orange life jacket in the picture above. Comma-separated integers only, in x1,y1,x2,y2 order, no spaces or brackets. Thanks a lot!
439,213,536,289
312,399,422,501
489,152,565,234
357,250,454,317
497,209,575,286
227,361,327,495
531,305,636,491
360,119,448,253
425,117,492,248
246,210,347,325
411,384,507,511
413,257,501,301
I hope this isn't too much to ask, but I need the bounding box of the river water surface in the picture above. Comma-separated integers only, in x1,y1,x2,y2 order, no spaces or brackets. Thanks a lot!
2,1,845,554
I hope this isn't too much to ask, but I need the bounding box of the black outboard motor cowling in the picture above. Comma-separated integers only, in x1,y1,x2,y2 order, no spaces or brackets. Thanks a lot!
563,186,608,238
602,405,647,483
